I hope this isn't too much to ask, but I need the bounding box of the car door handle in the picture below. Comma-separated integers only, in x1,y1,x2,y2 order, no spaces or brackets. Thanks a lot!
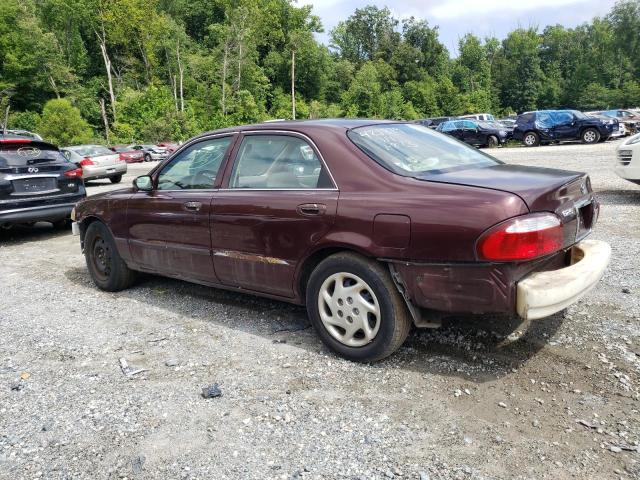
296,203,326,216
184,201,202,212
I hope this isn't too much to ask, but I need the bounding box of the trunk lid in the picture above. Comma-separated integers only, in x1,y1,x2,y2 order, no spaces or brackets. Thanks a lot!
416,164,586,212
0,140,82,202
415,163,597,245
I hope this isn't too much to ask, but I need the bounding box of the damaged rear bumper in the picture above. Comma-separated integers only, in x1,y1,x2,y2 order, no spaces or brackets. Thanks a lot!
516,239,611,320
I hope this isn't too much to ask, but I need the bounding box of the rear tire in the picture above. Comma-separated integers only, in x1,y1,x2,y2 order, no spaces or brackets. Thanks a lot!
84,221,136,291
581,128,600,144
523,131,540,147
144,153,151,162
306,252,411,362
110,174,122,184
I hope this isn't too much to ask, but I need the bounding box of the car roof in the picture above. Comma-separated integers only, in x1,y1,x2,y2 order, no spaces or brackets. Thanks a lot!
193,118,399,138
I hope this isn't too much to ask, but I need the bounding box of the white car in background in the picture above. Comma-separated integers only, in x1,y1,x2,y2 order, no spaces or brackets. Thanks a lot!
62,145,127,184
615,133,640,185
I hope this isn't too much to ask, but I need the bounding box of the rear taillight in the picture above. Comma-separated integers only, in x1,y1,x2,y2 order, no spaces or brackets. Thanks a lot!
118,153,126,162
64,167,83,178
477,213,564,261
0,138,31,144
79,157,94,166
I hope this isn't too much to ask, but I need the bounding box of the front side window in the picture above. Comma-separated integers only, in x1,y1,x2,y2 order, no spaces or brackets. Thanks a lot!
552,111,574,125
157,136,232,190
462,120,477,130
229,135,331,189
348,123,500,176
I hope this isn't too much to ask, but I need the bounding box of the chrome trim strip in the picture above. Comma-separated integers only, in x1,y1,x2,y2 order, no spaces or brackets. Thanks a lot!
0,202,76,215
5,174,60,180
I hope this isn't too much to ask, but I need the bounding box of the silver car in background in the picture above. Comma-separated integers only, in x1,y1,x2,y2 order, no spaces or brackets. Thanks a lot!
61,145,127,183
128,144,168,162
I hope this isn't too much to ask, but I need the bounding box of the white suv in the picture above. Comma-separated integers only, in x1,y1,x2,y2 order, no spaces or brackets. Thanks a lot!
615,133,640,185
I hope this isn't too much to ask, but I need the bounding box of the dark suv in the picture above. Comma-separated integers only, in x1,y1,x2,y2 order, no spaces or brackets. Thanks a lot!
513,110,617,147
0,136,86,228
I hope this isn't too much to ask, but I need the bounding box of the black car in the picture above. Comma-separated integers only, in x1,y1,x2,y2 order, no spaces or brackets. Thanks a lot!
416,117,458,129
0,136,86,228
513,110,617,147
436,119,508,147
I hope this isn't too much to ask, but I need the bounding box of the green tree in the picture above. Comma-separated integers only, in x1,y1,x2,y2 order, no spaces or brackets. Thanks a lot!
36,98,92,145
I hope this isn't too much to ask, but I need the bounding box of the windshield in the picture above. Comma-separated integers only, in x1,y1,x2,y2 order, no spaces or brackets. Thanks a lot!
70,145,114,156
572,110,588,120
348,123,501,175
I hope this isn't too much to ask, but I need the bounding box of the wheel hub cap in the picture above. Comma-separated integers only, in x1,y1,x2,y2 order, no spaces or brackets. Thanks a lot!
318,272,381,347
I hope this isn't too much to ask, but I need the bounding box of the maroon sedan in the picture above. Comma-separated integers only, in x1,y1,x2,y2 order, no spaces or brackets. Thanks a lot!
71,120,610,362
110,145,145,163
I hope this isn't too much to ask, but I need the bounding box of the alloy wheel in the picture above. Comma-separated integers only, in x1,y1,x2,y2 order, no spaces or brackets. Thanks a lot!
524,134,536,146
317,272,381,347
584,130,597,143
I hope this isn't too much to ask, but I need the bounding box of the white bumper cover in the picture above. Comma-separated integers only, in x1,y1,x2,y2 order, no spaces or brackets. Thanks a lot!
516,239,611,320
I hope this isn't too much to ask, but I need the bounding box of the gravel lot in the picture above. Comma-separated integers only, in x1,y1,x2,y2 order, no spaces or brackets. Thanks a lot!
1,141,640,480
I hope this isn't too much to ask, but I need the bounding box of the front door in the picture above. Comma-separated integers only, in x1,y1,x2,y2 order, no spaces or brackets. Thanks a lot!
126,135,235,283
211,133,338,298
461,120,480,145
552,111,579,140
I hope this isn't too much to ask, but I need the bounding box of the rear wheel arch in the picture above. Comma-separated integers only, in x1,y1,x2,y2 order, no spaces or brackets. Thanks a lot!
296,245,375,301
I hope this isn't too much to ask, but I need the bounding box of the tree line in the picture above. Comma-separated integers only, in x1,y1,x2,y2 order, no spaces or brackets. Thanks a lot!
1,0,640,145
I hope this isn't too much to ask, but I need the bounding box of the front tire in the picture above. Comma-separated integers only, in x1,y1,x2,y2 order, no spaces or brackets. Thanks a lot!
486,135,499,148
306,252,411,362
144,153,151,162
84,221,136,291
523,131,540,147
582,128,600,144
110,174,122,184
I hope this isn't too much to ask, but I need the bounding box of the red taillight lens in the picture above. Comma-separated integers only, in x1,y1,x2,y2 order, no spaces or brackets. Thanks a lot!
477,213,564,261
118,153,126,162
79,157,94,166
64,167,83,178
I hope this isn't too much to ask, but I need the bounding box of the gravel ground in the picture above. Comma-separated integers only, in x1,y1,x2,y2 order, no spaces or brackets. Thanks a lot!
1,141,640,479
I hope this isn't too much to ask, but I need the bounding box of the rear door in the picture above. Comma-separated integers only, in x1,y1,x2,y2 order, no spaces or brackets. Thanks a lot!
126,135,235,283
211,132,338,298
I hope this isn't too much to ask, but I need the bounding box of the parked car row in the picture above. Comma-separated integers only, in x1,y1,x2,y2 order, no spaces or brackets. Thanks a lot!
586,109,640,136
419,108,635,147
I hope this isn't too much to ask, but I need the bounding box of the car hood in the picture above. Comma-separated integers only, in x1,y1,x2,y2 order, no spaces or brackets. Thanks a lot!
415,164,587,212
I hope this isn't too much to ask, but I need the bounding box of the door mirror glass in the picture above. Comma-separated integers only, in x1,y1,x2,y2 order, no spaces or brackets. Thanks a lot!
134,175,153,191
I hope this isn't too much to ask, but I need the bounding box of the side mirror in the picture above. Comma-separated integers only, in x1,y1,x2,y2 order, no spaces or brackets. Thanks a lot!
134,175,153,191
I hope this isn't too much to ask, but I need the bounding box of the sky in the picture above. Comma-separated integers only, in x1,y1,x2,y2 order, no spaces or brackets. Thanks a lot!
304,0,618,55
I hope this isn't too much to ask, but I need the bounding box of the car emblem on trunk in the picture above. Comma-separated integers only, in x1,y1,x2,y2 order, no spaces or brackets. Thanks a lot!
17,147,41,157
27,167,39,173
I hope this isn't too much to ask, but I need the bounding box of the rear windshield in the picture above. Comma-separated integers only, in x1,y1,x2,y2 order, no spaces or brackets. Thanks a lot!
348,123,500,176
0,142,68,167
69,145,113,156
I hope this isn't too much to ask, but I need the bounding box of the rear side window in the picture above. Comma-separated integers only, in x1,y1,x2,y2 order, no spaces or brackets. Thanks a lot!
0,142,68,167
516,113,535,125
229,135,331,189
